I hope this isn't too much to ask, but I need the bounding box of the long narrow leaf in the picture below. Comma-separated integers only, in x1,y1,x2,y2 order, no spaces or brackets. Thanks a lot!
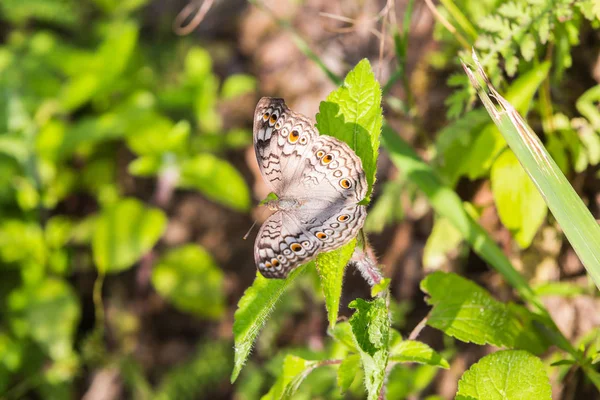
463,52,600,291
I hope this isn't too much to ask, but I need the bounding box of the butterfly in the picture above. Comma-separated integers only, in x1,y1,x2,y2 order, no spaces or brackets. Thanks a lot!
253,97,367,278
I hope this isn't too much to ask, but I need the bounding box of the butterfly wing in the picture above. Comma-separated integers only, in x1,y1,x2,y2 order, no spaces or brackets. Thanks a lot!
253,97,319,193
254,210,320,278
255,203,366,279
283,135,368,204
253,98,369,279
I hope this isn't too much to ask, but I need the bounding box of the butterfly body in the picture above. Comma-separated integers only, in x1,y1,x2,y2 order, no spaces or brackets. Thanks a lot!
253,97,367,278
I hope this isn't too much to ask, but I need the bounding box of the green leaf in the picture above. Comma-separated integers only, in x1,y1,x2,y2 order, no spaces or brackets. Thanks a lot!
261,355,317,400
152,245,225,319
491,149,548,248
179,153,250,212
8,278,80,361
329,321,358,352
337,354,360,394
456,350,551,400
459,62,551,181
316,59,382,199
221,74,257,99
0,220,46,266
464,54,600,292
316,239,356,329
185,47,213,84
92,198,167,274
387,363,440,399
381,125,542,312
60,21,138,110
423,215,464,270
364,179,404,233
533,282,586,298
155,341,232,400
231,265,308,383
371,278,391,297
348,297,390,400
421,272,547,354
389,334,449,369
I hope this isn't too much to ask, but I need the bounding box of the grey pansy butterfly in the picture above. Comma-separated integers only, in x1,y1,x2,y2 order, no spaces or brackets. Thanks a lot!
253,97,367,279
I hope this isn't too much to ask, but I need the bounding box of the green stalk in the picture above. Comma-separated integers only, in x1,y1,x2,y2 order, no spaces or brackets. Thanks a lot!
438,0,478,41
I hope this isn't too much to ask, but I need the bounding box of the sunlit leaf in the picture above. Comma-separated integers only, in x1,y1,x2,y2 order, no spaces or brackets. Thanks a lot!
348,297,390,400
261,355,317,400
92,198,167,274
221,74,256,99
152,245,225,319
421,272,547,353
456,350,551,400
316,59,382,199
231,265,308,383
8,278,80,361
316,239,356,329
179,153,250,212
389,334,449,369
337,354,360,394
491,149,547,248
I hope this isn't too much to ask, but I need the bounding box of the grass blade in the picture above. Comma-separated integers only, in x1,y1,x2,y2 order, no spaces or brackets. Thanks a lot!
463,52,600,291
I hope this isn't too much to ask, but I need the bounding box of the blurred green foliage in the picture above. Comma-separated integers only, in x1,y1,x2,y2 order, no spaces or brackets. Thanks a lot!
0,0,255,397
1,0,600,398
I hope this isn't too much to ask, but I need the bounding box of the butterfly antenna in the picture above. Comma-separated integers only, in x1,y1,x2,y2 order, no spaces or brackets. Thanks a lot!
243,220,258,240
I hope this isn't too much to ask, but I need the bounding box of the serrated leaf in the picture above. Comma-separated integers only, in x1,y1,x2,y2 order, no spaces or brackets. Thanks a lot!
337,354,360,394
491,149,548,248
261,355,317,400
92,198,167,274
349,297,390,400
151,245,225,319
316,239,356,329
520,33,536,62
231,265,308,382
456,350,551,400
179,153,250,212
420,272,547,353
316,59,382,199
389,334,449,369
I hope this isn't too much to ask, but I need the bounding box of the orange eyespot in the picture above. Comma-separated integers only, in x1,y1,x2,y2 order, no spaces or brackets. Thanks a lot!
339,179,352,189
299,136,308,144
289,130,300,143
265,262,272,268
337,215,350,222
269,114,277,124
272,258,280,267
322,154,333,164
291,243,302,252
316,150,325,158
262,112,270,121
316,232,327,240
